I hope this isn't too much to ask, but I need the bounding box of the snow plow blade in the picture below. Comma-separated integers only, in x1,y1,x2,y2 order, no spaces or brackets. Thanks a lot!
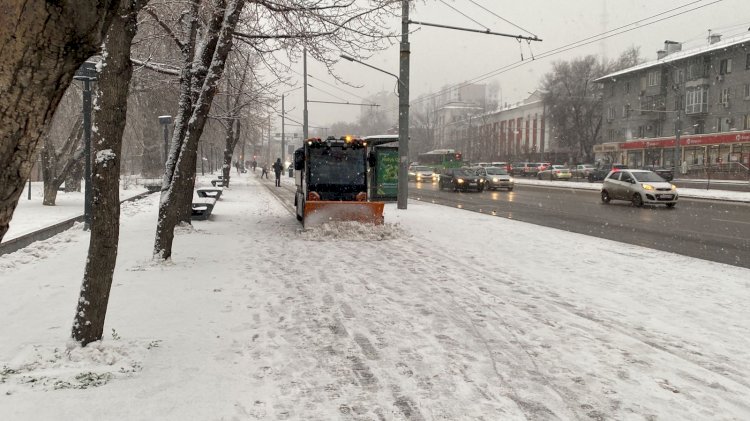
303,201,384,227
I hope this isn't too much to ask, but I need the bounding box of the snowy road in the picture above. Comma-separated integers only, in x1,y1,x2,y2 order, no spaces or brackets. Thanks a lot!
1,174,749,420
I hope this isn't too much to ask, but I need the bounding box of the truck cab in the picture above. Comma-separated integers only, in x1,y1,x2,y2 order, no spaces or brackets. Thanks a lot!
293,136,383,227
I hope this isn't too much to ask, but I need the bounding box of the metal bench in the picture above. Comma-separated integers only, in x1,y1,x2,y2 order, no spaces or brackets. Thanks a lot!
210,179,224,187
196,187,223,200
191,197,217,220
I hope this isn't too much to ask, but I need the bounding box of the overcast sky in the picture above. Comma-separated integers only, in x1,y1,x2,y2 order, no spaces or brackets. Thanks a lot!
276,0,750,134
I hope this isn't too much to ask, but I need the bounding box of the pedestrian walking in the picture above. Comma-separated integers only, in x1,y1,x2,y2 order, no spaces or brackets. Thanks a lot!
251,160,257,172
261,163,269,179
272,158,283,187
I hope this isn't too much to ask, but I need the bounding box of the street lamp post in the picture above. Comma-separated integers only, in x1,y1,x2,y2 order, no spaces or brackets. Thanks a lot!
73,61,98,230
158,115,173,166
340,53,409,209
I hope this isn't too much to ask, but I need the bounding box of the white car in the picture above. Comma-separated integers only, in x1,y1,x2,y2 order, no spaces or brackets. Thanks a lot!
600,169,677,207
408,165,437,183
475,166,514,191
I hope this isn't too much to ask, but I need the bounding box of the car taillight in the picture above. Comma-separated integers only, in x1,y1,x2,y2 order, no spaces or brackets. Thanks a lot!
307,191,320,201
355,192,367,201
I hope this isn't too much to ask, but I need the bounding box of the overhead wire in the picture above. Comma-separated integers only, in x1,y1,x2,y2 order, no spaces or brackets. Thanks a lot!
382,0,722,112
437,0,489,30
466,0,538,38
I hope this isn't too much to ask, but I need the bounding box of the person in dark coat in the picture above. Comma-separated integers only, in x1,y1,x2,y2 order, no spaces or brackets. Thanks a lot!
251,160,257,172
272,158,283,187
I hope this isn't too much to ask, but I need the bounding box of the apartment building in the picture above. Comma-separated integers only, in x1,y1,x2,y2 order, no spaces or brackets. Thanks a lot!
595,33,750,168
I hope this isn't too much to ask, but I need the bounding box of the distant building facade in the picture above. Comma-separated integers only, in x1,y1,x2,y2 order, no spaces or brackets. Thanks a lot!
432,91,561,163
595,33,750,168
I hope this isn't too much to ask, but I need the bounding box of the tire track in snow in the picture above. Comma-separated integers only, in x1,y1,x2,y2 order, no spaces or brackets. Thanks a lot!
388,226,750,418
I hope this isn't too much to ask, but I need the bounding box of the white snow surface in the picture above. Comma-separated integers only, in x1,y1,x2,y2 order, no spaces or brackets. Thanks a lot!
1,174,749,420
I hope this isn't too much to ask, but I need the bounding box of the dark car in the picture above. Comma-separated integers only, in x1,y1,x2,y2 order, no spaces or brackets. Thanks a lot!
641,165,674,182
588,163,628,182
438,168,486,192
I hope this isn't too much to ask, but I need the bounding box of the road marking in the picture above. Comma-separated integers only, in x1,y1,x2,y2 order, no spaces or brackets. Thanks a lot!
712,218,750,225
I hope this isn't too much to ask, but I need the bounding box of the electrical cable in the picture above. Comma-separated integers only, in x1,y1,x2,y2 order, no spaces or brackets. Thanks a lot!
466,0,538,37
383,0,722,112
437,0,489,30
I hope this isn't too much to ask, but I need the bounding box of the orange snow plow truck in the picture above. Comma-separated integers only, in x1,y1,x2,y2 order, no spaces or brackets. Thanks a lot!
293,136,384,227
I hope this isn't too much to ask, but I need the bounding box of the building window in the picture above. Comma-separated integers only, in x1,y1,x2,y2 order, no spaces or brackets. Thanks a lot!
647,71,661,86
720,88,731,106
674,94,684,110
744,114,750,130
622,104,631,118
744,84,750,99
607,106,615,120
637,126,645,138
685,86,708,114
719,58,733,75
607,129,616,141
626,82,631,94
746,53,750,70
674,69,684,84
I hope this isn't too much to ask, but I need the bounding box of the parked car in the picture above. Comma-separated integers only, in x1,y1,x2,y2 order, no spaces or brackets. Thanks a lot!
537,165,572,180
641,165,674,182
535,162,552,173
408,165,437,183
571,164,596,178
491,162,510,172
439,168,485,192
600,169,678,207
475,166,514,191
588,163,628,182
510,162,537,177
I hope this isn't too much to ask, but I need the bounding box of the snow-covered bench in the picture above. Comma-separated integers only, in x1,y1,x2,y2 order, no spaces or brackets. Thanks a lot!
191,197,217,220
196,187,223,200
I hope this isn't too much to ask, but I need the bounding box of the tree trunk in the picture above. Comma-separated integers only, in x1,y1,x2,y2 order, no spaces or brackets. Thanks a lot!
41,116,84,205
222,119,237,187
65,163,83,192
72,0,146,346
0,1,120,242
154,0,245,259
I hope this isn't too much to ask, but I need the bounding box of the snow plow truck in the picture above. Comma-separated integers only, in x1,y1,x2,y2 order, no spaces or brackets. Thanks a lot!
293,136,384,227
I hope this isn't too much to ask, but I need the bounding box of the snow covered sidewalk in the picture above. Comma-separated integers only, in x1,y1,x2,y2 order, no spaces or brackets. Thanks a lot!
1,174,749,420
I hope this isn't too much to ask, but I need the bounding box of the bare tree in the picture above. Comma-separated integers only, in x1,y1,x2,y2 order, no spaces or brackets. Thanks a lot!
0,1,121,242
149,0,399,260
40,116,84,205
541,48,642,162
72,0,150,346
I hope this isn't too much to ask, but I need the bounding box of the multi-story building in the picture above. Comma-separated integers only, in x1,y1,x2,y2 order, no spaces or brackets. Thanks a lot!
595,33,750,169
433,91,560,163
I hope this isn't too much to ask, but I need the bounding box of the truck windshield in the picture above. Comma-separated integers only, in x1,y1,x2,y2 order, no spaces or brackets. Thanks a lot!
308,147,366,185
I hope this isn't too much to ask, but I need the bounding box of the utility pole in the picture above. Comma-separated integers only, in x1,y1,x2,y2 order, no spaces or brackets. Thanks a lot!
674,111,682,172
397,0,410,210
303,47,309,140
281,94,286,165
267,114,272,166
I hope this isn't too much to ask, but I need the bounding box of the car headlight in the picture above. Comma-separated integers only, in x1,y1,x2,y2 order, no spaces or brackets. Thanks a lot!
479,179,485,183
457,178,464,183
671,184,677,191
509,177,514,182
642,184,654,190
492,178,499,182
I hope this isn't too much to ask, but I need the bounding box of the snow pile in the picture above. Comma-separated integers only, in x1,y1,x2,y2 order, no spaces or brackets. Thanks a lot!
0,338,156,394
0,223,84,271
299,221,408,241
